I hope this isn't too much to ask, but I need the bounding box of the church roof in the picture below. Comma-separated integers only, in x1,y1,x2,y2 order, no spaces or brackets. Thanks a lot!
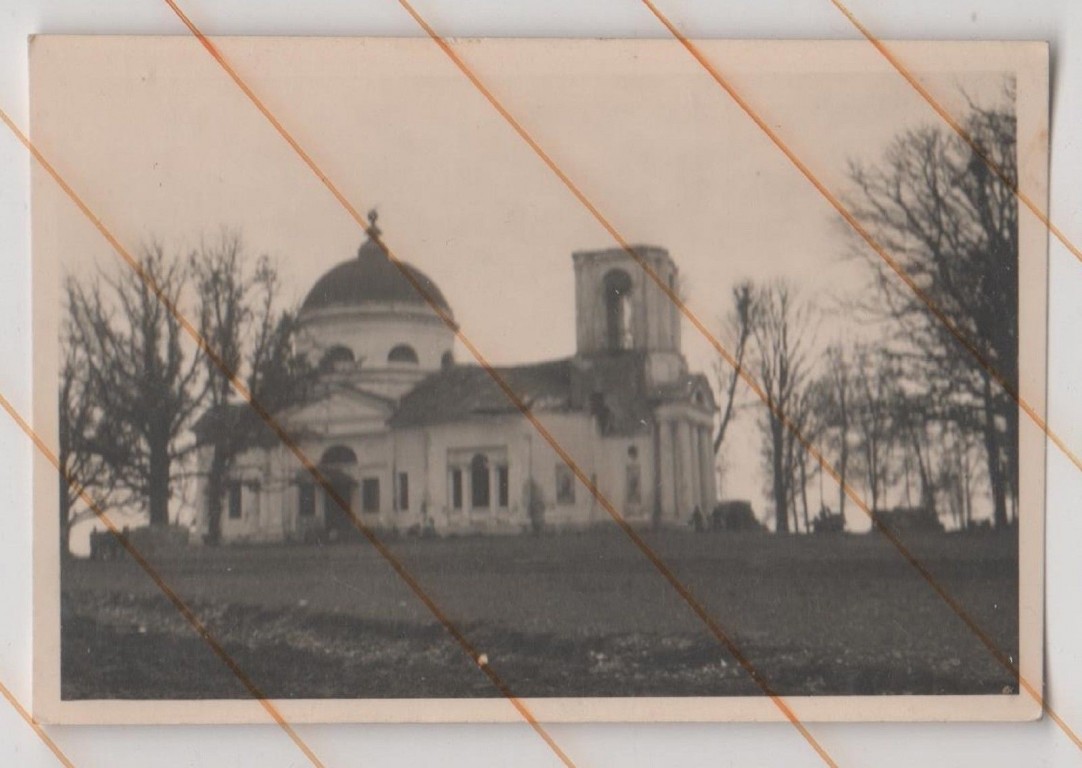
194,358,714,454
300,212,453,316
192,402,282,448
390,352,710,435
390,359,575,428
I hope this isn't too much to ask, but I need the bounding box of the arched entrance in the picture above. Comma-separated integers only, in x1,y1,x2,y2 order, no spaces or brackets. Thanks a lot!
319,445,358,541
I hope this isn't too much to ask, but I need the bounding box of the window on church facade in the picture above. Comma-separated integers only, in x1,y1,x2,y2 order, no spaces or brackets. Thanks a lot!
470,454,490,508
497,464,509,508
298,483,315,517
555,463,575,505
396,472,409,511
450,468,463,510
361,477,380,513
226,482,242,520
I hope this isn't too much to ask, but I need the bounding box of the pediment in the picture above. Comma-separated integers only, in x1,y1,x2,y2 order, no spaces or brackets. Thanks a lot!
280,386,394,435
688,377,717,412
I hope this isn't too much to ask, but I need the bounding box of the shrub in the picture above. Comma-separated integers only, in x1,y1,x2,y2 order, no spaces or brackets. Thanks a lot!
811,506,846,534
711,501,763,532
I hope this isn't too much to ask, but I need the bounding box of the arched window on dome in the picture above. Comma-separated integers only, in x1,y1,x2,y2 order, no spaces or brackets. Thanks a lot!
387,344,419,365
603,269,634,351
319,345,355,373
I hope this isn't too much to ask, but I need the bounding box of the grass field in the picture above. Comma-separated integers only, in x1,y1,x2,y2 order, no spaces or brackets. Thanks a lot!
60,528,1019,700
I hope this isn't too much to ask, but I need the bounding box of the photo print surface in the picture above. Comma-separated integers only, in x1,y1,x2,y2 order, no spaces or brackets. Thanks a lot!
30,37,1048,724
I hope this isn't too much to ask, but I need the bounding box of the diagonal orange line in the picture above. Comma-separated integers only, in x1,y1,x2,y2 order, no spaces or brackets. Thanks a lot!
391,0,1078,750
628,1,1077,752
827,0,1082,266
0,108,577,768
0,394,327,767
641,1,1082,477
0,677,77,768
0,395,331,766
156,4,838,762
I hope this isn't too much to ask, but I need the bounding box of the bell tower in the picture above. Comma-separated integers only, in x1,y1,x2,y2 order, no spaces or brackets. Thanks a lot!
572,246,686,386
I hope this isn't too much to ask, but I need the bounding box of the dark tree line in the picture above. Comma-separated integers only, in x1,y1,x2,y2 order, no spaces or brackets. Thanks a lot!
713,91,1019,534
847,87,1018,529
58,232,311,555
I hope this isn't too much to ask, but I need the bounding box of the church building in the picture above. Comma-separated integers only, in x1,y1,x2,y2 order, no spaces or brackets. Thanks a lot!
192,214,717,542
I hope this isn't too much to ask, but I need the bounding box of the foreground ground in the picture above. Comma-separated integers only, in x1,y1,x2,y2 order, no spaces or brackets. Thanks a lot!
60,528,1018,700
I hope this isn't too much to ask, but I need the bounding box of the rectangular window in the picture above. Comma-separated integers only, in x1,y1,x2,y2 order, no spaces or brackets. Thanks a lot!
497,465,509,508
298,483,315,517
626,463,642,504
227,482,242,520
361,477,380,513
471,456,491,509
451,468,463,510
397,472,409,511
555,463,575,505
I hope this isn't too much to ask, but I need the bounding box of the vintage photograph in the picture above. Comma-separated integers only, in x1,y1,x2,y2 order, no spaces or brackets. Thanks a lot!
31,38,1047,723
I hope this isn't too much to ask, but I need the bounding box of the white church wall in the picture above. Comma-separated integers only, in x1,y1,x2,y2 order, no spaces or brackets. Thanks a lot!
217,446,271,543
206,397,703,544
399,417,533,536
392,412,662,536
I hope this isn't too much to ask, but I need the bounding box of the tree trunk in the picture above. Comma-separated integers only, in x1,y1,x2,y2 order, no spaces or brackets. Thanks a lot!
837,429,848,517
205,478,224,545
1005,399,1019,524
912,430,933,513
962,445,972,531
866,442,880,513
902,446,912,507
771,416,788,533
799,456,810,533
148,438,171,527
204,445,228,544
982,377,1009,530
58,470,73,558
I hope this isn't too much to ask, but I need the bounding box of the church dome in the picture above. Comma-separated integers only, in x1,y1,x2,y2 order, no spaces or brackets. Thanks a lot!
301,212,453,316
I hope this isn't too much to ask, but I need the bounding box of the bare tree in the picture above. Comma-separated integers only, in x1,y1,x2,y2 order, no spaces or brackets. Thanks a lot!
750,280,815,533
893,390,937,514
67,245,203,528
939,422,982,530
849,346,899,513
58,286,120,555
847,88,1018,529
191,231,312,544
713,281,755,456
785,377,827,533
821,344,854,518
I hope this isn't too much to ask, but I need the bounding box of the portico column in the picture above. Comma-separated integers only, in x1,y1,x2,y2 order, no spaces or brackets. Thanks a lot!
657,417,675,520
675,419,694,521
687,422,702,517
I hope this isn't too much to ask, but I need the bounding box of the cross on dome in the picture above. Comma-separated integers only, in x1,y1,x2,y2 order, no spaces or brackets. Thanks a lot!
366,208,381,240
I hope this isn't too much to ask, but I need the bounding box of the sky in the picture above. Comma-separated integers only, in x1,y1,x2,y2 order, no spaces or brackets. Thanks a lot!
29,37,1037,543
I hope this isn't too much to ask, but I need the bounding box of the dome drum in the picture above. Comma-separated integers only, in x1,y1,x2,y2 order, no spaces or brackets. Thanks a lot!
295,214,455,397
